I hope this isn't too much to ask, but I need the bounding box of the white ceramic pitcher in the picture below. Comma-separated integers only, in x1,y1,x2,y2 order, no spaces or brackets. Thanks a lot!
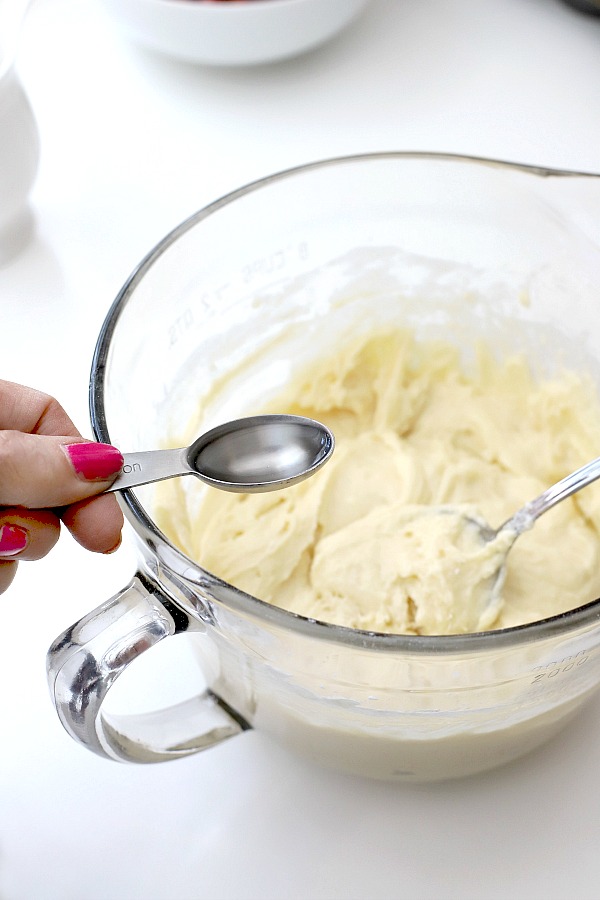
0,0,39,262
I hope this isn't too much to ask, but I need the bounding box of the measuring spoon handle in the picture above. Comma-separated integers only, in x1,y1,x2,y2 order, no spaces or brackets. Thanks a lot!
106,448,190,492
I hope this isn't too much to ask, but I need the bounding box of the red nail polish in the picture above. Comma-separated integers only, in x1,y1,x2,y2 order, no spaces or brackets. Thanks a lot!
0,524,29,557
64,442,124,482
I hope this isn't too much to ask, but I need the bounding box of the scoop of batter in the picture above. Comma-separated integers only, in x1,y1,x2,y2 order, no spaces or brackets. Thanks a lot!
307,504,515,634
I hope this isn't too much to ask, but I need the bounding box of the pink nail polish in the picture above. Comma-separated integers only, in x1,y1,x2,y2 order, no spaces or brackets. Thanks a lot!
64,442,124,482
0,525,29,557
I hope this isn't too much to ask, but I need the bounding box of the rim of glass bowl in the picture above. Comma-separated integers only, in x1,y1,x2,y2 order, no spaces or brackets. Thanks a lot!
90,151,600,654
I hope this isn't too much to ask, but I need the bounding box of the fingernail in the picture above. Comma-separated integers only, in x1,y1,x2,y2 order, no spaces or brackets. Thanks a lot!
103,535,122,555
63,442,124,482
0,525,29,557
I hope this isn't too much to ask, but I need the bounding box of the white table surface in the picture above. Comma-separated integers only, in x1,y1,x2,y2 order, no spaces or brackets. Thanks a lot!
2,1,600,898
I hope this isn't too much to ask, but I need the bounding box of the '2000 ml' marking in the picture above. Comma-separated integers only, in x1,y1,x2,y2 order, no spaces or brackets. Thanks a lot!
531,650,589,685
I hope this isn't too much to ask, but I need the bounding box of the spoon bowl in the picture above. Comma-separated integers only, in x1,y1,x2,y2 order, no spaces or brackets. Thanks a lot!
107,414,335,494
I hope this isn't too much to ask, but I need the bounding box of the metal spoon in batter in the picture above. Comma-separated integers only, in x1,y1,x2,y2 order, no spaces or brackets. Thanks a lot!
105,414,335,494
461,454,600,604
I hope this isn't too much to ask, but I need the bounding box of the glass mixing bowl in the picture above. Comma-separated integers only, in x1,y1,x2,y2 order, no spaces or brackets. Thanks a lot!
47,153,600,781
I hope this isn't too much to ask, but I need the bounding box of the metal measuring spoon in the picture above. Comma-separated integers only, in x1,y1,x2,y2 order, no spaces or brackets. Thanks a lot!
106,414,335,494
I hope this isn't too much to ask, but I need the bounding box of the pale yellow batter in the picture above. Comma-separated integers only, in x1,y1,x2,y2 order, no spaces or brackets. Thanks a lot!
155,329,600,635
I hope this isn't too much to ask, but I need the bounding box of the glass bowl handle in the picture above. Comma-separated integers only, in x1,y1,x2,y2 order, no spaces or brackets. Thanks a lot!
46,571,249,762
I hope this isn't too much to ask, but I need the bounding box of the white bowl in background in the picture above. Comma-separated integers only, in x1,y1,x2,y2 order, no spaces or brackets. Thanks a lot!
99,0,371,66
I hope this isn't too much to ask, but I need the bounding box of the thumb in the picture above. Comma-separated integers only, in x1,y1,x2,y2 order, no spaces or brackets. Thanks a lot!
0,432,124,508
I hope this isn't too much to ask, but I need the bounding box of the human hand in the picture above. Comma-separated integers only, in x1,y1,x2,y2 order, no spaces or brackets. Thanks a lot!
0,380,124,595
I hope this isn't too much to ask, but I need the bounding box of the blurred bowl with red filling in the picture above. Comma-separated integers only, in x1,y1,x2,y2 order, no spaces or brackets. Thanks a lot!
99,0,371,66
